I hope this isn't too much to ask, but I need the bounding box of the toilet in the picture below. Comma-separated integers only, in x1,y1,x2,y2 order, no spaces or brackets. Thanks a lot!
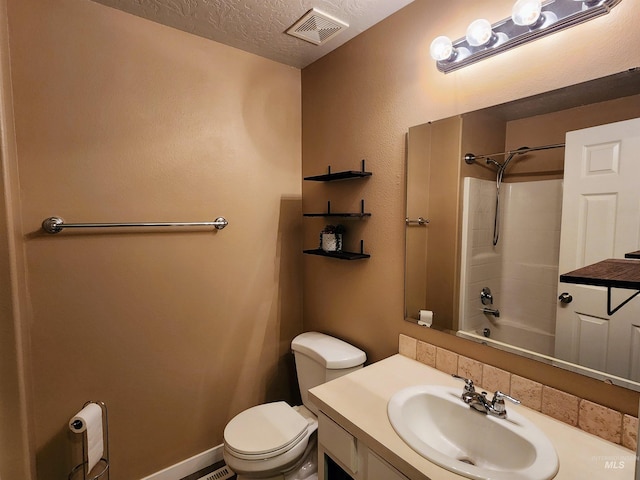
223,332,366,480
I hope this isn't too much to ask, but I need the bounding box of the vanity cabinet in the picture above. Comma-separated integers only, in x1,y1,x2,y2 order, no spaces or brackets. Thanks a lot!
311,354,637,480
318,412,408,480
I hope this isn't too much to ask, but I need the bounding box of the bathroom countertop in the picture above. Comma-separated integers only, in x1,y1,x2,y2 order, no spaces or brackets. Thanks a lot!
309,354,636,480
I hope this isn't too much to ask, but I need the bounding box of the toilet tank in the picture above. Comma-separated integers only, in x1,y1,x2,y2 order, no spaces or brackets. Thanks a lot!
291,332,366,415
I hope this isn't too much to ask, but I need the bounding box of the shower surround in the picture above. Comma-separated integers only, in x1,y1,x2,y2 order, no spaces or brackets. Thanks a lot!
459,177,563,357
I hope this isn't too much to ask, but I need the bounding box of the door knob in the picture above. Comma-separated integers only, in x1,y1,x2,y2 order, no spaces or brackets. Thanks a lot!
558,292,573,304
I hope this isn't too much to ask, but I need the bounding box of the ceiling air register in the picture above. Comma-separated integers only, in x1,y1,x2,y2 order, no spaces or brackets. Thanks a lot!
286,8,349,46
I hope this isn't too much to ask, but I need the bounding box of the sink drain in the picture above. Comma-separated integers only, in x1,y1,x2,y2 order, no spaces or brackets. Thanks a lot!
458,457,476,466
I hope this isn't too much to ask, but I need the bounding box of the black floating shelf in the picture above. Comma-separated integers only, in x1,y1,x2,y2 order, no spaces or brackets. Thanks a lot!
304,159,372,182
304,213,372,218
304,200,371,218
303,249,371,260
304,240,370,260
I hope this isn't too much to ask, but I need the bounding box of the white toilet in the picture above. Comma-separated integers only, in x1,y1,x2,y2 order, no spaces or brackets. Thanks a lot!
223,332,366,480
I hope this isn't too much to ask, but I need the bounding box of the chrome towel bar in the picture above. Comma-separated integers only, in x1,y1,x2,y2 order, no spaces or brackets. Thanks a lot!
42,216,228,234
405,217,429,226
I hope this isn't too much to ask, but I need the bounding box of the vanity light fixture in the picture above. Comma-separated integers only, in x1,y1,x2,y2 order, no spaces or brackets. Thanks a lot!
430,0,623,73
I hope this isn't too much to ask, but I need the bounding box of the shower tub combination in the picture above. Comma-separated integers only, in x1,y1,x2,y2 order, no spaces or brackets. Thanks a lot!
457,320,556,361
458,151,564,360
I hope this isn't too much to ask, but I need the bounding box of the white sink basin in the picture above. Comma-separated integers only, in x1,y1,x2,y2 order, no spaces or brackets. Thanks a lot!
387,385,559,480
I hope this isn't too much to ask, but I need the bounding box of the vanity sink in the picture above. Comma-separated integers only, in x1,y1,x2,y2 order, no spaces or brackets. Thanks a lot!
387,385,559,480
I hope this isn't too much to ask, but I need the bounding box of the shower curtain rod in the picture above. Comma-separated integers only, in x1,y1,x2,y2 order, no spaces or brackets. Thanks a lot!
464,142,565,164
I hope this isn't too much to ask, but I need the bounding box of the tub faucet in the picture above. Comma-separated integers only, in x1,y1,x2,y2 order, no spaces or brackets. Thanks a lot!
452,375,520,419
482,307,500,317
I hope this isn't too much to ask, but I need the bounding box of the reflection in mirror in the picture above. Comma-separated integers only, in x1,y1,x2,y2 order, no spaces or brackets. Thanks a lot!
405,69,640,391
406,117,461,331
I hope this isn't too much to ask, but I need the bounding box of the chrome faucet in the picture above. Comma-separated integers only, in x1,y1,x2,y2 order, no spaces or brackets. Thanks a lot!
452,375,520,418
480,287,500,316
480,287,493,305
482,307,500,317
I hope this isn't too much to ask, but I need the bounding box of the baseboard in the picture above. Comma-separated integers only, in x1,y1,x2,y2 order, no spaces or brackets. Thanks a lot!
140,444,224,480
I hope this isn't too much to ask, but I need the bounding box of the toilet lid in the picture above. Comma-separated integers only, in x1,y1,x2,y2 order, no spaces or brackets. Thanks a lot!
224,402,309,458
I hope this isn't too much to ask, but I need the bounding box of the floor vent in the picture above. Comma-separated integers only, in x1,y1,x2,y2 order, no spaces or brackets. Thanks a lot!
286,8,348,46
197,464,234,480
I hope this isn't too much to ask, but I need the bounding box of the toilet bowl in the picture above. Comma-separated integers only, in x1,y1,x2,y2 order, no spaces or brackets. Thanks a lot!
224,403,318,479
223,332,366,480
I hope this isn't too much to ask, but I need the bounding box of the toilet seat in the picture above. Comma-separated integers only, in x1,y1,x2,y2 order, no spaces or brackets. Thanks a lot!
224,402,313,460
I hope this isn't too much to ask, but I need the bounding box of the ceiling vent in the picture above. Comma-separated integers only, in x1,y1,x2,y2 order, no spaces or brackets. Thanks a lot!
286,8,349,46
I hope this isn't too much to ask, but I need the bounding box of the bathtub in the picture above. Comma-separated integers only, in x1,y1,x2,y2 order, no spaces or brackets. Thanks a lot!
457,319,640,391
457,318,555,358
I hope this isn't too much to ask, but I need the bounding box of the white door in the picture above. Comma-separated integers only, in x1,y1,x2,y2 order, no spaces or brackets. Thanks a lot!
555,117,640,381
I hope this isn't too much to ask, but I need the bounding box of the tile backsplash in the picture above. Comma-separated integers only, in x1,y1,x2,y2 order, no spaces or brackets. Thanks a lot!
399,334,638,450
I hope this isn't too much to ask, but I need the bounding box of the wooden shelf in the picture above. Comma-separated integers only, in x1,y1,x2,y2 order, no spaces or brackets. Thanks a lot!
304,160,372,182
560,258,640,315
559,258,640,290
303,249,370,260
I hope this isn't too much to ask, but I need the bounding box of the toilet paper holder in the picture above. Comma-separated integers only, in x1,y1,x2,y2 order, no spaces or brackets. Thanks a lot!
68,401,110,480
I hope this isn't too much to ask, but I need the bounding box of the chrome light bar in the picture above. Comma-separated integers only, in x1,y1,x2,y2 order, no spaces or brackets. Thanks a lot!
432,0,623,74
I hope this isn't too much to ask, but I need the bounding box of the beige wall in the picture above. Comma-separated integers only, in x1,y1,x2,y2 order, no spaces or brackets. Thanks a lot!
0,0,34,477
504,94,640,181
4,0,301,478
302,0,640,413
4,0,640,477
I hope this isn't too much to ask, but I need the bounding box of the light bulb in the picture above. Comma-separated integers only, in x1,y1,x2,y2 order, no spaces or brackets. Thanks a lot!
512,0,542,26
430,36,455,62
466,19,494,47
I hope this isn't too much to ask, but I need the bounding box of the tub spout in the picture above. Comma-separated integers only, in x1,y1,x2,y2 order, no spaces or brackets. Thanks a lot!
482,307,500,317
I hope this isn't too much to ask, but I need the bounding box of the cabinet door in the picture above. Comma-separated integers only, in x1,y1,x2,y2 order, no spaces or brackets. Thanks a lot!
366,451,409,480
318,412,358,476
324,454,356,479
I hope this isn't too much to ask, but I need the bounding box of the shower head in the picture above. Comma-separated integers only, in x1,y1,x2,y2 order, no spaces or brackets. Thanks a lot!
464,145,534,168
502,146,530,169
509,146,531,156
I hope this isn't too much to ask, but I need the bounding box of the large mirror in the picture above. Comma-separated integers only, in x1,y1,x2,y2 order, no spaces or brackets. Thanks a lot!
405,68,640,391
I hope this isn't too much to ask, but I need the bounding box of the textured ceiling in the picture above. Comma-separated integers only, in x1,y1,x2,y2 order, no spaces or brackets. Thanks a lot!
89,0,415,68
